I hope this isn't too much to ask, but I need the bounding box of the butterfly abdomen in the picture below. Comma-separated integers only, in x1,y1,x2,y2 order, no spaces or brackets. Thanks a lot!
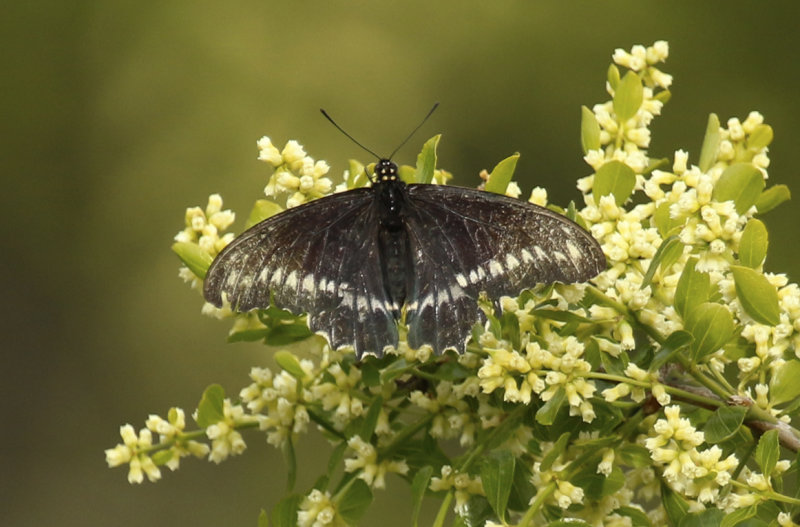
375,178,413,315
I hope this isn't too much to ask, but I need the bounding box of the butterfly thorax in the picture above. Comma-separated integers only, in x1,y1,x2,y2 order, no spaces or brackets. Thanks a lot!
373,160,413,314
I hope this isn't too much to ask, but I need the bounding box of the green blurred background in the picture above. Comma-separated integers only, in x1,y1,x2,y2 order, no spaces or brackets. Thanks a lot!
3,2,800,526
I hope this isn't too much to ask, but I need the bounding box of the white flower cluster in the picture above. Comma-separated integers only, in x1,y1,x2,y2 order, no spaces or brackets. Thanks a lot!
645,406,738,506
240,365,312,447
429,465,484,515
174,193,235,288
204,399,257,463
105,408,210,483
297,489,338,527
258,137,333,208
477,322,597,423
344,436,408,489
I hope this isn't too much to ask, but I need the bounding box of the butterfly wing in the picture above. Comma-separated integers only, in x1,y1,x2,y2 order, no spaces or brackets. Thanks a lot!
403,184,605,353
203,188,398,357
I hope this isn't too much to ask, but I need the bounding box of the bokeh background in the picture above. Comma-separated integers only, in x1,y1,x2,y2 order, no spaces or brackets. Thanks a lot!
4,2,800,526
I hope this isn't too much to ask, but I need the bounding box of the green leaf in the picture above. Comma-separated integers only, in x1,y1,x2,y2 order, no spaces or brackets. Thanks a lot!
547,521,591,527
684,303,735,361
359,360,380,387
747,124,773,150
641,235,683,289
151,449,175,466
617,506,653,527
653,201,685,237
613,71,643,122
540,432,570,472
755,429,780,477
661,482,689,525
327,441,348,483
738,219,768,268
480,450,515,522
653,89,671,103
698,113,721,173
411,466,434,527
703,406,747,443
593,160,636,205
258,508,269,527
731,265,781,325
607,64,621,91
195,384,225,428
337,479,373,526
485,153,520,195
755,184,791,213
283,436,297,490
359,396,383,441
712,163,766,214
171,241,213,279
617,444,652,468
674,258,710,319
274,350,307,379
679,508,724,527
270,494,302,527
580,106,601,154
246,199,283,228
414,135,440,184
535,386,566,426
346,159,368,188
720,505,758,527
507,461,536,511
769,360,800,405
650,330,693,371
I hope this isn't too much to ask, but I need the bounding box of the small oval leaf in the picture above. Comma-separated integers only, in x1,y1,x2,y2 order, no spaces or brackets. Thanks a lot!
674,258,710,319
172,242,213,279
413,134,440,184
712,163,766,214
738,219,768,268
653,201,685,237
480,450,515,522
754,429,779,477
485,153,520,195
769,359,800,405
755,184,791,214
731,265,781,325
411,466,434,527
641,235,683,289
246,199,284,228
337,479,373,525
684,303,734,361
607,64,621,91
581,106,601,154
613,71,644,122
698,114,721,173
196,384,226,428
747,124,773,151
703,406,747,443
274,350,308,380
593,160,636,205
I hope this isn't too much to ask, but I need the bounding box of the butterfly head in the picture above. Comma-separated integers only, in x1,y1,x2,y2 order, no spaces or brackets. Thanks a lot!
373,159,400,182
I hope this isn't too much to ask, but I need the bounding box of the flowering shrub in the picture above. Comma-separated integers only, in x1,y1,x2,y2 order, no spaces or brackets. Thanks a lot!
107,41,800,526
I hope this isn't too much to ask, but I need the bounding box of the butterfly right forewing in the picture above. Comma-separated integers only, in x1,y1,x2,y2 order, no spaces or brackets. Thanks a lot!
402,184,605,353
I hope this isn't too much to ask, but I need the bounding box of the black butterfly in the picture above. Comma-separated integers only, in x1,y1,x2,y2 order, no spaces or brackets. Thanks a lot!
203,158,606,358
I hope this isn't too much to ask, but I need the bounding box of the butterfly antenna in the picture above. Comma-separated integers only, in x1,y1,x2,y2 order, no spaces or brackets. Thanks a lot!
388,102,439,160
320,109,381,159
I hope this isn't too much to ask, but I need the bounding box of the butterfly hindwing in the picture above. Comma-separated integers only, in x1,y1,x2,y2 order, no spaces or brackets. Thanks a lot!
203,188,398,356
402,184,605,353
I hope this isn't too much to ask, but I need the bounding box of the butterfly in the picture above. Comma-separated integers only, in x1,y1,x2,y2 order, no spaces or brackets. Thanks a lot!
203,156,606,358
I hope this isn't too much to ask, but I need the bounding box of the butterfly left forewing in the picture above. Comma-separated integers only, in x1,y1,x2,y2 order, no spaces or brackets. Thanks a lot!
203,189,398,357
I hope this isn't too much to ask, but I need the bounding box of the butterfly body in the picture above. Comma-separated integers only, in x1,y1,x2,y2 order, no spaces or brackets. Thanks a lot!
204,160,605,358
